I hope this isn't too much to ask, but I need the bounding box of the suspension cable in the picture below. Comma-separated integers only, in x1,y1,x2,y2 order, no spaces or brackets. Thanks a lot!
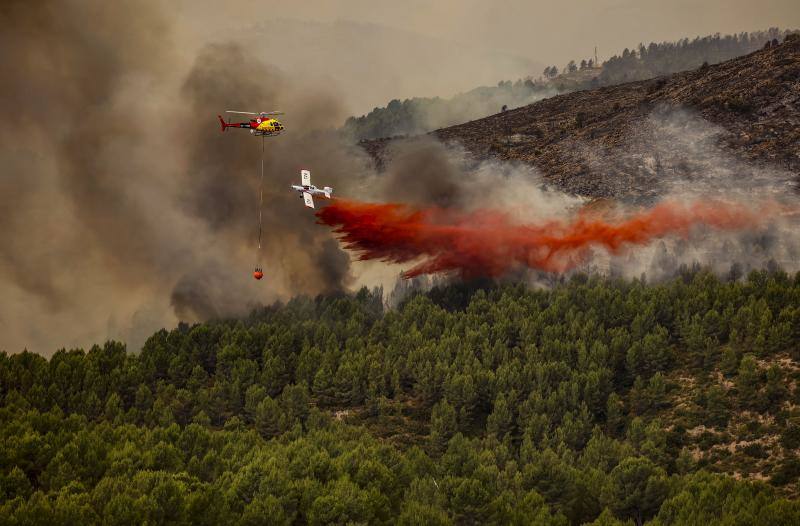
258,136,264,252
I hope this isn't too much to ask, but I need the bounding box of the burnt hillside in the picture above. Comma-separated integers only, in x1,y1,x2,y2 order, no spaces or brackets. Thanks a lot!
362,35,800,200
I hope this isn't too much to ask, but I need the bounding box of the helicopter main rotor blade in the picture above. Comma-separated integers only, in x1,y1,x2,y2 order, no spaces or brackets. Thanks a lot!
225,110,260,115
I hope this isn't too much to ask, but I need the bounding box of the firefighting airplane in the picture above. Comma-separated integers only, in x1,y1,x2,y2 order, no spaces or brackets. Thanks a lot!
291,170,333,208
217,110,284,136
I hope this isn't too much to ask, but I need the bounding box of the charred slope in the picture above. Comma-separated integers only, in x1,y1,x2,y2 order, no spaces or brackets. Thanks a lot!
362,35,800,200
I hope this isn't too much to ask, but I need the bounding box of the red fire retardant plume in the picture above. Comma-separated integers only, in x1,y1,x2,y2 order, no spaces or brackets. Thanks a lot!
316,199,771,279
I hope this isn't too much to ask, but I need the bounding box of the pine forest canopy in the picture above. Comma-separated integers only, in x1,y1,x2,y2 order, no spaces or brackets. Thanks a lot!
2,268,800,524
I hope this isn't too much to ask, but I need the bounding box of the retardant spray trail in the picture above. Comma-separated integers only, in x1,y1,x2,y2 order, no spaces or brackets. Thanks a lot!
317,199,775,278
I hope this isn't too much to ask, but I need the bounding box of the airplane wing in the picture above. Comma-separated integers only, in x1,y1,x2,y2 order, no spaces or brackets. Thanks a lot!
301,169,311,186
303,192,315,208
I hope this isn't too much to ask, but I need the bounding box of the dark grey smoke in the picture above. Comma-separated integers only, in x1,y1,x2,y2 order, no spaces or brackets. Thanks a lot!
0,0,186,354
178,41,372,305
171,274,222,321
381,138,466,208
181,43,283,233
0,0,168,308
0,1,369,353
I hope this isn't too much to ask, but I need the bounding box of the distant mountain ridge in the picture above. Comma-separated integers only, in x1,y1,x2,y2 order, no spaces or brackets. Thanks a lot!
346,28,794,142
361,33,800,201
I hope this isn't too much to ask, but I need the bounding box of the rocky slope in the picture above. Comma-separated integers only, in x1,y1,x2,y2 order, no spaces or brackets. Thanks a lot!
362,34,800,201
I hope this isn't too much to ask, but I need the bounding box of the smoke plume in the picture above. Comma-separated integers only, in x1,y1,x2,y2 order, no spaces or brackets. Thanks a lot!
0,0,368,353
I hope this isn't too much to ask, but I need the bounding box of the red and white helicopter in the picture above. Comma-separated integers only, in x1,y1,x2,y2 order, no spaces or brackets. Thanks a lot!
217,110,285,136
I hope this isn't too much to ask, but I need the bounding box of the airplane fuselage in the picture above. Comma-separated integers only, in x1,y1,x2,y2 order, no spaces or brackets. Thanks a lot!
291,170,332,208
291,184,329,197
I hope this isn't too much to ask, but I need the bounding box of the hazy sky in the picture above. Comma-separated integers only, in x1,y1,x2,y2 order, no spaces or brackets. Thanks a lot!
179,0,800,67
169,0,799,114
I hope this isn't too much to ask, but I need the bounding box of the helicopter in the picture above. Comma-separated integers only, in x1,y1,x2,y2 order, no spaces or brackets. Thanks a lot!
216,110,286,281
217,110,285,136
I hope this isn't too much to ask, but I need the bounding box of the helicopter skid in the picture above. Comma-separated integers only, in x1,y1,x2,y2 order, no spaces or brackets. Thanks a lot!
252,130,282,137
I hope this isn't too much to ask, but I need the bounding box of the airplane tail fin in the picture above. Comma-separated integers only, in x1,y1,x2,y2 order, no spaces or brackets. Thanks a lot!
218,115,227,132
323,187,333,199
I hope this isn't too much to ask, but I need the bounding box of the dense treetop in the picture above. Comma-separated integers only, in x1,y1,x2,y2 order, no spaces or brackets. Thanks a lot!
2,268,800,524
596,28,790,85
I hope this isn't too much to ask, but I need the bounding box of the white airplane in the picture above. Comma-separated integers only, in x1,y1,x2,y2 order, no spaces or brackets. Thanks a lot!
291,169,333,208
